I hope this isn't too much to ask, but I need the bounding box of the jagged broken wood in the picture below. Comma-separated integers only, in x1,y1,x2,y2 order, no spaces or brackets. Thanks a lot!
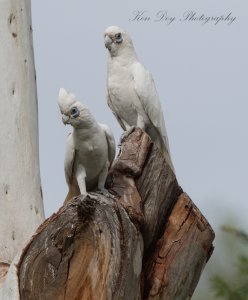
16,129,214,300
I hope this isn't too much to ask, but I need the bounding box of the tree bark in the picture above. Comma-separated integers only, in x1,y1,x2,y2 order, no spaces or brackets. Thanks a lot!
15,129,214,300
0,0,44,287
143,193,214,299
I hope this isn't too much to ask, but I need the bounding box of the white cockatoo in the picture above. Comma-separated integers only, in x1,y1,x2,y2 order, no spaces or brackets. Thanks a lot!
58,88,116,203
104,26,175,172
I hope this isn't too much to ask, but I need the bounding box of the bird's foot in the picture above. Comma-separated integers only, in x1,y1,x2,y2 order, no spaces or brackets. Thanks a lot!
118,126,136,147
81,192,98,201
95,188,116,200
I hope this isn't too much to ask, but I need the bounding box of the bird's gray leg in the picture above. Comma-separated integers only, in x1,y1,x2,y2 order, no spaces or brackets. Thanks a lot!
119,115,146,146
75,165,87,195
75,165,99,201
96,162,115,199
119,120,136,146
137,113,146,131
97,161,109,190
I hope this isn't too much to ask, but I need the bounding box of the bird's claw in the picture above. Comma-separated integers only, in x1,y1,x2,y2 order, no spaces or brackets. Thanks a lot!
81,192,98,201
118,126,136,147
96,188,116,200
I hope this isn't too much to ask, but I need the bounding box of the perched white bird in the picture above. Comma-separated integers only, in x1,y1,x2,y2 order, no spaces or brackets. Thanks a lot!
104,26,175,172
58,88,116,203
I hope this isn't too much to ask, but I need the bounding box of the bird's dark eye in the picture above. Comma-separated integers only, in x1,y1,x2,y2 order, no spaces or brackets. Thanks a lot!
115,33,123,44
70,106,80,118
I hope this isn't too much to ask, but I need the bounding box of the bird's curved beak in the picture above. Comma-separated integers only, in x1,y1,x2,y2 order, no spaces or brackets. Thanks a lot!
62,114,70,125
104,35,113,49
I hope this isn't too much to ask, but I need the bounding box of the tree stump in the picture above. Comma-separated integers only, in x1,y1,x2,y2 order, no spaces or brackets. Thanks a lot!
16,129,214,300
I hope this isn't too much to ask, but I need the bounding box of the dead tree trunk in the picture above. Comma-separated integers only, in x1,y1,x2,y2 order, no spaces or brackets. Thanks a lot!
15,129,214,300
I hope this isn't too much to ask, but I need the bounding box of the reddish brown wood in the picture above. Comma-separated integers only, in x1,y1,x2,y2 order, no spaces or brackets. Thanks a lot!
17,129,214,300
108,128,183,250
143,193,215,299
18,195,143,300
0,263,9,288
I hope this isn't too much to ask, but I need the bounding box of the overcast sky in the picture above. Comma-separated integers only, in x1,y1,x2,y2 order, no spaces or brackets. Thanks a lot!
31,1,247,297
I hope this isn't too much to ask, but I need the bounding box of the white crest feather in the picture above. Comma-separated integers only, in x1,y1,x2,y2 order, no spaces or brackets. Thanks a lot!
58,88,76,113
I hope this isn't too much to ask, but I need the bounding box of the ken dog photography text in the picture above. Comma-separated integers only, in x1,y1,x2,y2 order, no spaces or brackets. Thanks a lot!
129,10,236,26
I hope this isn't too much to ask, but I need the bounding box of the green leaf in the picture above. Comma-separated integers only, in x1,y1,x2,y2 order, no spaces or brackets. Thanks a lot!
210,275,231,298
238,255,248,276
233,285,248,299
221,226,248,244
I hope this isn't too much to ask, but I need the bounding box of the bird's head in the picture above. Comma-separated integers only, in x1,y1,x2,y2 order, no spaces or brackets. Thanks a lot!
58,88,92,129
104,26,135,58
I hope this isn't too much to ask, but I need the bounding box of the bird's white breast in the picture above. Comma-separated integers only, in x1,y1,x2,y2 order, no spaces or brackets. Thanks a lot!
73,128,108,180
107,59,139,127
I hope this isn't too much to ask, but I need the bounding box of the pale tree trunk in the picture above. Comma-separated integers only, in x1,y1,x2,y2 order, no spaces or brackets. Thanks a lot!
0,0,44,290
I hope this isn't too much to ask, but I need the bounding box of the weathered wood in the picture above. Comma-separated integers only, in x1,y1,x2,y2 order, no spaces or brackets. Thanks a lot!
19,195,143,300
0,263,9,287
108,129,182,250
143,193,215,299
16,129,214,300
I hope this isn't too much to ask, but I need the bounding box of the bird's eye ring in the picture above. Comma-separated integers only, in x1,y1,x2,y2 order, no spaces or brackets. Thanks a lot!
115,33,123,44
70,106,80,118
